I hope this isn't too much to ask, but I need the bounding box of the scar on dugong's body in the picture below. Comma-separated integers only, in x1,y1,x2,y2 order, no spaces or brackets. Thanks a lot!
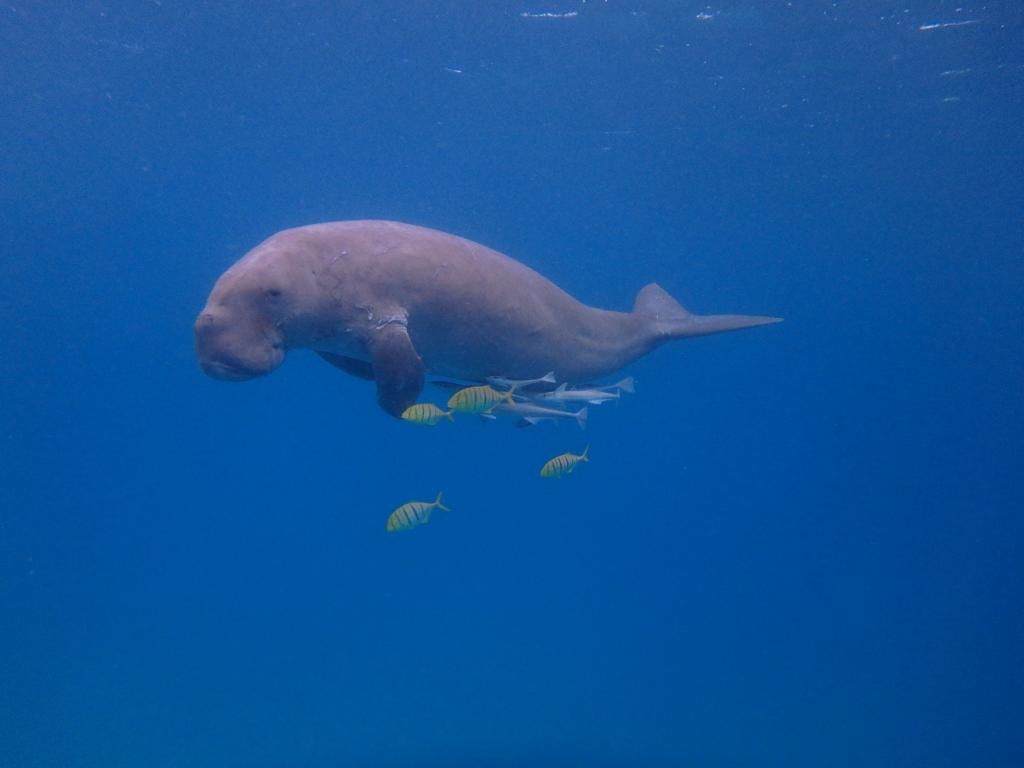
195,220,781,416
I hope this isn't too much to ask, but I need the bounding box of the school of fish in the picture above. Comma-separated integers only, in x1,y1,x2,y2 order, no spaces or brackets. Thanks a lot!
389,373,629,533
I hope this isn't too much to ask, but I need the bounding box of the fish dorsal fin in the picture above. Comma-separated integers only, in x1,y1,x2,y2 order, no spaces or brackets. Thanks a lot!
555,382,569,393
633,283,691,320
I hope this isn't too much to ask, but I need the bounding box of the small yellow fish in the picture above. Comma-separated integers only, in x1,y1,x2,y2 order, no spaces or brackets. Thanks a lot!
446,384,516,414
539,445,589,478
401,403,455,425
386,492,450,533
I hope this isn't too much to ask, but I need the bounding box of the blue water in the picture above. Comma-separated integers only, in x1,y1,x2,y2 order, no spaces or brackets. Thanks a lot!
2,3,1022,766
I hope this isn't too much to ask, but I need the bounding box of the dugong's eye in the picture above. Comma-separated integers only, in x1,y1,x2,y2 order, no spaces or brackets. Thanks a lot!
265,288,283,299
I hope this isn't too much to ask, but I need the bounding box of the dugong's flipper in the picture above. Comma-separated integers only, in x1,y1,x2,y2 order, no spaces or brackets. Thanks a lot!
369,323,425,417
317,352,376,380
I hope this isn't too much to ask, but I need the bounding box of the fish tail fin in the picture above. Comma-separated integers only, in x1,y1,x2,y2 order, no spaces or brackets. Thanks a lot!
581,444,590,461
434,492,450,512
540,371,557,384
633,283,782,339
615,376,635,394
445,410,455,422
503,384,517,403
575,407,588,431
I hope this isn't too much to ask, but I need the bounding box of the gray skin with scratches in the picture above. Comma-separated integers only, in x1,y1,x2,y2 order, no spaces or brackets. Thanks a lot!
195,220,781,416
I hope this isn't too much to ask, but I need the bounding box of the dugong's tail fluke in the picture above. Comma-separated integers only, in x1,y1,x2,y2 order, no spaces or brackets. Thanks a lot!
633,283,782,340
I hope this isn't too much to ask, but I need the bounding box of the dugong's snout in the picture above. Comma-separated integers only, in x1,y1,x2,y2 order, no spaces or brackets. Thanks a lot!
195,310,284,381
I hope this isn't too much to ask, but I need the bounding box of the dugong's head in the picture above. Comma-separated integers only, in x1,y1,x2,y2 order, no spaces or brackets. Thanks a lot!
195,239,316,381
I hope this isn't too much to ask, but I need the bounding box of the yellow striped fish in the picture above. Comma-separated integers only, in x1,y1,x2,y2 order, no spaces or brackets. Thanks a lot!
539,445,589,478
446,384,516,414
401,403,454,425
386,492,450,533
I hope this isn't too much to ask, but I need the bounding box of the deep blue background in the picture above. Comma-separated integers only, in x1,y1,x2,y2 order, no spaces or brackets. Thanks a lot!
2,2,1022,766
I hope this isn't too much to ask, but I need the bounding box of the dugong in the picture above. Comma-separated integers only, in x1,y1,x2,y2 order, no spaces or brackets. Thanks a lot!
195,220,780,416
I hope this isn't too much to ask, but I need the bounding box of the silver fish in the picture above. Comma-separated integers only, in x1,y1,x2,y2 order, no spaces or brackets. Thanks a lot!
486,371,557,390
490,401,588,430
532,377,635,405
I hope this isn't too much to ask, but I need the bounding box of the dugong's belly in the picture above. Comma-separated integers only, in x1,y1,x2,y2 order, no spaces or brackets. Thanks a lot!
407,294,576,381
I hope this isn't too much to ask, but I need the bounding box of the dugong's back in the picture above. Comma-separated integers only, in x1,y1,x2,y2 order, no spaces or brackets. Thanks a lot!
313,220,574,311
